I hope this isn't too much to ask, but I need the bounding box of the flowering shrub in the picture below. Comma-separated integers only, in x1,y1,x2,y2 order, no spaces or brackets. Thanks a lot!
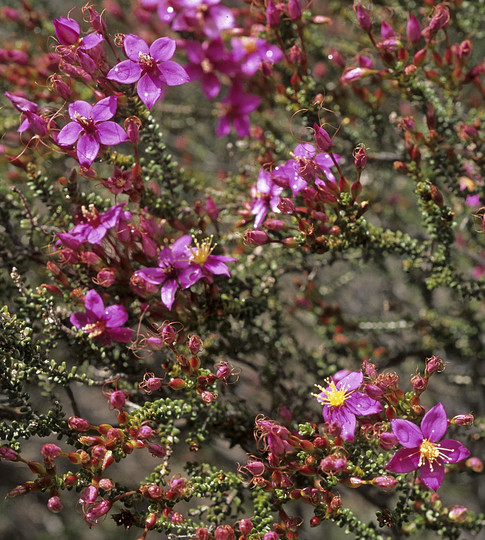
0,0,484,539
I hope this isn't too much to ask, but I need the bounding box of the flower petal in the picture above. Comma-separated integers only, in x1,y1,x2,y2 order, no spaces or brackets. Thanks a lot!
97,122,128,145
385,447,420,473
419,460,445,491
161,279,178,310
345,392,382,416
84,290,105,320
104,305,128,328
137,73,163,109
80,32,104,50
68,100,93,120
92,96,118,122
438,439,471,463
123,34,149,61
420,403,447,442
158,61,190,86
105,327,134,343
107,59,141,84
76,133,100,167
336,371,363,392
70,312,90,329
179,265,203,288
390,419,423,448
57,121,83,146
136,268,165,285
149,36,176,61
201,73,221,99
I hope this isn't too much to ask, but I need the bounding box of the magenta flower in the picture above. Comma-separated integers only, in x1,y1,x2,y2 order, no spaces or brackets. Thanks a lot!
251,169,284,228
184,38,238,99
188,236,236,280
57,203,127,247
107,34,189,109
53,17,104,50
57,96,127,167
231,37,283,76
134,235,199,310
5,92,47,136
216,81,261,138
70,289,133,345
315,371,382,441
385,403,471,491
171,0,235,39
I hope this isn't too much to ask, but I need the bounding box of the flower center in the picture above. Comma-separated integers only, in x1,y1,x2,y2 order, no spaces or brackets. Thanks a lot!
81,205,101,226
419,439,441,469
138,52,158,72
189,236,216,265
84,320,106,338
314,379,350,408
74,112,96,133
242,37,258,54
201,58,213,74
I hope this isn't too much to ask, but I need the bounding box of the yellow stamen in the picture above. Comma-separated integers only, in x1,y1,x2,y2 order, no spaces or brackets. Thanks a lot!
241,37,257,54
313,379,351,408
189,236,216,265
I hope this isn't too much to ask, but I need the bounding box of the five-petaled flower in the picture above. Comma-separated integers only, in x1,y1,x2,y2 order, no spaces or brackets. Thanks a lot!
57,96,127,167
107,34,190,109
70,289,133,345
315,371,382,441
385,402,470,491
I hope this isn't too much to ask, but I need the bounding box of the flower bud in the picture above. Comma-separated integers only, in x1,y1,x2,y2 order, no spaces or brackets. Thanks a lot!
373,476,398,489
451,414,474,425
278,198,295,214
187,335,203,355
53,17,80,46
314,124,332,152
407,14,422,43
124,116,141,144
98,478,114,491
0,446,19,461
425,355,445,375
428,4,450,34
466,457,483,472
169,378,186,390
214,525,235,540
355,5,372,32
448,506,468,522
288,0,302,21
148,443,166,457
266,0,280,27
47,496,63,513
109,390,126,409
244,229,269,245
239,519,253,535
161,323,176,345
196,528,211,540
95,268,116,287
263,532,279,540
206,196,219,221
379,432,398,450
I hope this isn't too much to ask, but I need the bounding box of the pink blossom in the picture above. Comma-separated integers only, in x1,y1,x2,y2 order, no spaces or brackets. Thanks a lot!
386,403,470,491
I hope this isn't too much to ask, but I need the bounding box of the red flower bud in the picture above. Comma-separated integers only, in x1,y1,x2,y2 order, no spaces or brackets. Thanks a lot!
355,5,372,32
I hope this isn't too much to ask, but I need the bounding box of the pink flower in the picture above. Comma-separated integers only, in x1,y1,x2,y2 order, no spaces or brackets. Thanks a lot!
230,37,282,76
216,81,261,137
107,34,189,109
386,403,470,491
70,289,133,345
315,371,382,441
57,97,127,167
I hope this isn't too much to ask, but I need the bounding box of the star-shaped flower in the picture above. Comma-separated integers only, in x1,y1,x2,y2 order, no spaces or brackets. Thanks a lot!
57,96,127,167
107,34,189,109
385,403,470,491
315,371,382,441
70,289,133,345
